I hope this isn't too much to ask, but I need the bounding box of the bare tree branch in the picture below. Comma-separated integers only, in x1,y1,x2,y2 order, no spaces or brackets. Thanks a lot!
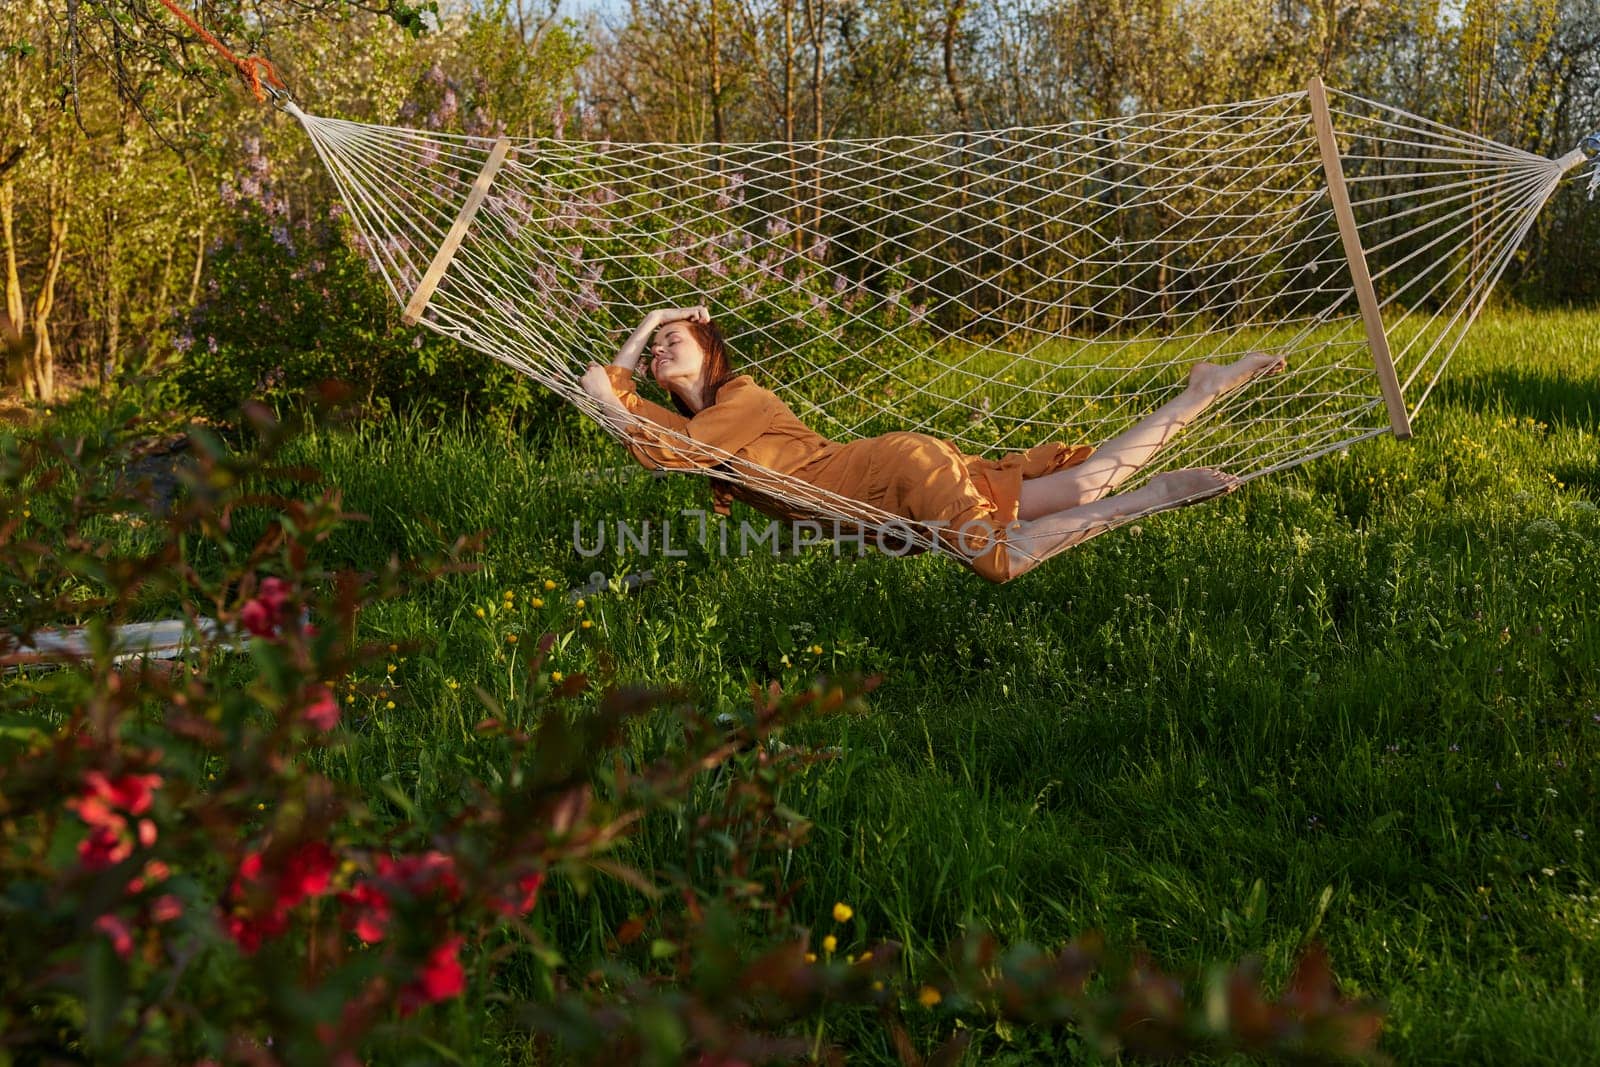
0,145,25,180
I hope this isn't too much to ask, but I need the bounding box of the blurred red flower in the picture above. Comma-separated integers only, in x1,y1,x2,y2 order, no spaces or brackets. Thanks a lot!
240,577,291,638
222,841,339,954
94,914,134,958
304,685,340,731
398,934,466,1016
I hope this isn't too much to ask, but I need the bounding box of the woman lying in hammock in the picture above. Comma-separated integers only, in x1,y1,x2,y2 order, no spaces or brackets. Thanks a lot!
579,305,1285,583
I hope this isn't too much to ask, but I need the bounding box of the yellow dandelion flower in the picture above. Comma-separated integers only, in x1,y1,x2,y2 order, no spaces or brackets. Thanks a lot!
581,619,593,629
846,954,856,964
532,597,544,609
475,607,486,619
506,633,518,644
552,671,565,683
256,802,266,811
345,695,355,704
822,935,837,953
386,701,396,710
858,950,873,963
502,590,513,600
448,680,460,690
575,598,586,610
386,663,396,674
917,986,941,1007
832,902,853,923
805,952,817,964
543,579,557,591
811,644,823,655
388,643,399,653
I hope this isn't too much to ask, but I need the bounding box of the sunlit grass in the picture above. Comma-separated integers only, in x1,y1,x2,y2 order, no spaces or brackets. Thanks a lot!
253,304,1600,1062
20,304,1595,1063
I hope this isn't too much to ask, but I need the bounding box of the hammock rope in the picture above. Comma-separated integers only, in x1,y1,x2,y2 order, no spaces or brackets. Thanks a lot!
128,0,1581,573
266,82,1590,571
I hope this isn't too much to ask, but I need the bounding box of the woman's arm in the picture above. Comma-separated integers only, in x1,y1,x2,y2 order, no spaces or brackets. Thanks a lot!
580,305,709,411
613,305,708,371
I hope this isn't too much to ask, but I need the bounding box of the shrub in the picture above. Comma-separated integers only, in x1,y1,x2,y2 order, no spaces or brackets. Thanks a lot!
0,391,1388,1064
174,136,563,432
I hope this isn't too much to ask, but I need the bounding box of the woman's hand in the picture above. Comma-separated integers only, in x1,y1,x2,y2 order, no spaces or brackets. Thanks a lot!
580,362,621,407
650,305,710,327
610,306,709,377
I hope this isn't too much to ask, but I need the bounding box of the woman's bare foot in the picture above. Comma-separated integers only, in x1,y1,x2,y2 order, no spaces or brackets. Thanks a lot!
1187,352,1287,400
1138,467,1240,509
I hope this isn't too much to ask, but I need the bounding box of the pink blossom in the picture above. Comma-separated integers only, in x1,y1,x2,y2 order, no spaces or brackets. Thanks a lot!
377,851,462,902
491,870,545,917
303,686,340,731
339,881,392,943
94,914,134,959
240,577,291,638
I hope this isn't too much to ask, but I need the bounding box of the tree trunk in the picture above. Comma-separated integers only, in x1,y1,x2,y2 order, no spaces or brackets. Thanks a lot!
99,202,122,385
28,178,70,401
806,0,826,232
0,179,28,398
943,1,971,129
784,0,801,242
709,0,726,151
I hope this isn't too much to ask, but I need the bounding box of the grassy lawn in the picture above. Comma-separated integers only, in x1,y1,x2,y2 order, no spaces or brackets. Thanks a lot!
21,305,1599,1062
274,305,1599,1063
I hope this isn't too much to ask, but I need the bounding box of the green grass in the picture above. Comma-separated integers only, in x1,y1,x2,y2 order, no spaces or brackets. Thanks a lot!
74,306,1600,1061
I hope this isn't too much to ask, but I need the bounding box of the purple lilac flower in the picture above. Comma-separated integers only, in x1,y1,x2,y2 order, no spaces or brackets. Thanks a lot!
429,86,459,131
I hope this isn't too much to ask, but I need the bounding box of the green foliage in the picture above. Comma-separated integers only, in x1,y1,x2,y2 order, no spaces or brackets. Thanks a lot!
173,193,560,431
0,385,1391,1065
211,306,1595,1064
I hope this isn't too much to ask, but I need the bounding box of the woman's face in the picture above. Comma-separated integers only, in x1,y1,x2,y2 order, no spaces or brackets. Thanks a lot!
648,322,706,395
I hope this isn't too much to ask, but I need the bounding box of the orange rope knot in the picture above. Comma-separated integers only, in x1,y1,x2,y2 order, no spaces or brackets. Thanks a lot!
155,0,287,104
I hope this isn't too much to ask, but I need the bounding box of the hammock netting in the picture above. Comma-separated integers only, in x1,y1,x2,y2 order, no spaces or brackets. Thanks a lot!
282,83,1585,571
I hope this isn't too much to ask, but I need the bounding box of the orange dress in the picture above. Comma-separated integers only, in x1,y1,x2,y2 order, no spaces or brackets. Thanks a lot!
602,364,1093,582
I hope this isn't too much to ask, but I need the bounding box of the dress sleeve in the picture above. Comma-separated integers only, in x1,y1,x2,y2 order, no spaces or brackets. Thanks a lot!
603,364,772,470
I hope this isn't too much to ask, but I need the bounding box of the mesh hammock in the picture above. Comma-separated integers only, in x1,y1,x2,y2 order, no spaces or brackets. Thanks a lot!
280,79,1591,574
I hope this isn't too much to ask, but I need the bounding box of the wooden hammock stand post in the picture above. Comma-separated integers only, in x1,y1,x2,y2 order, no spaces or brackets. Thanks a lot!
1307,75,1413,440
401,137,514,326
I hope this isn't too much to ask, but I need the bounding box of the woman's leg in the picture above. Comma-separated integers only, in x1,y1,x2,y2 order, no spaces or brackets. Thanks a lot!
999,468,1239,580
1017,352,1284,520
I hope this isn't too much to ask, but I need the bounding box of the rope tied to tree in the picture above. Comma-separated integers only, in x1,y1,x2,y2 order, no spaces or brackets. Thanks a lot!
1580,134,1600,200
154,0,288,104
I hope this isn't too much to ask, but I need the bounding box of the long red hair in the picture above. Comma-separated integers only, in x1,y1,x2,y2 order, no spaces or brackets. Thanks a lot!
666,318,737,417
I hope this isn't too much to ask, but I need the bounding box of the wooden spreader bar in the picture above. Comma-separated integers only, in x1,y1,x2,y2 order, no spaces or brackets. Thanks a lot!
402,137,513,326
1307,76,1412,440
